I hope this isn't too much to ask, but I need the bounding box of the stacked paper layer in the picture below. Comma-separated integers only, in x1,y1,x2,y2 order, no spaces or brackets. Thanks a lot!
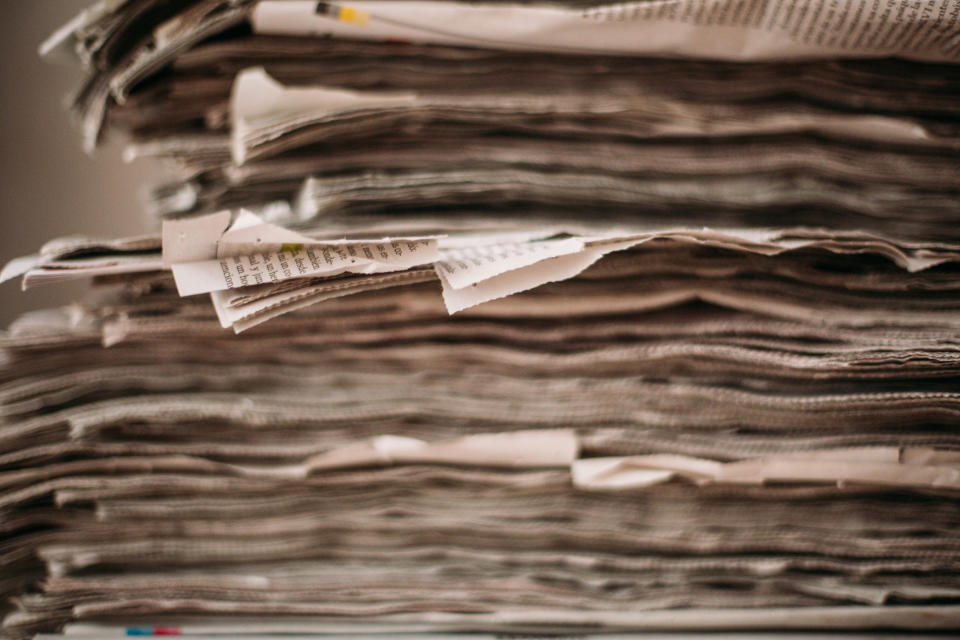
3,0,960,638
4,272,960,638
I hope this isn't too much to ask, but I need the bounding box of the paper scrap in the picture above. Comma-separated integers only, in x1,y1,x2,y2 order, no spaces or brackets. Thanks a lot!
305,428,579,472
435,237,585,290
172,238,439,296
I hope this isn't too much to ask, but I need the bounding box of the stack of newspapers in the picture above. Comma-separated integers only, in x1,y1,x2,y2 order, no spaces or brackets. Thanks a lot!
3,1,960,638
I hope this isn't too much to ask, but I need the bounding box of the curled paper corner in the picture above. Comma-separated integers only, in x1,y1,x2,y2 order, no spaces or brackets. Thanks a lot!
0,254,47,286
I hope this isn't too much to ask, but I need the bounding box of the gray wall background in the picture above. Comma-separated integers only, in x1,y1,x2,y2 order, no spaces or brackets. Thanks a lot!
1,3,161,326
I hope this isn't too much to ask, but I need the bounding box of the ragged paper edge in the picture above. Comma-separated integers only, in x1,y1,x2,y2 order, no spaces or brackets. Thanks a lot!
2,231,169,285
573,448,960,492
435,236,586,290
217,209,442,256
173,239,440,296
438,246,605,314
213,268,436,332
435,225,960,315
437,236,650,314
20,255,166,290
231,67,418,164
9,214,960,327
184,428,579,479
234,68,943,171
303,428,579,474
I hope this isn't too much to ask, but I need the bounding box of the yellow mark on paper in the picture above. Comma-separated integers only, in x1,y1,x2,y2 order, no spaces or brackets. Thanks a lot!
338,6,370,25
280,243,304,253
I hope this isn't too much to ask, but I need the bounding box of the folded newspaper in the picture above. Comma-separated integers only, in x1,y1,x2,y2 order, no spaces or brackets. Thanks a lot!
2,0,960,638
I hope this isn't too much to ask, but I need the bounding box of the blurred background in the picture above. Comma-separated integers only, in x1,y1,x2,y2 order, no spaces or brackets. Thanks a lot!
0,3,160,326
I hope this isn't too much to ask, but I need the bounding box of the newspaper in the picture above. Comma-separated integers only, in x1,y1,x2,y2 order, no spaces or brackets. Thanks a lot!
252,0,960,62
173,240,439,296
4,2,960,637
161,210,439,296
6,214,960,328
0,235,164,289
6,265,960,635
232,67,953,168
